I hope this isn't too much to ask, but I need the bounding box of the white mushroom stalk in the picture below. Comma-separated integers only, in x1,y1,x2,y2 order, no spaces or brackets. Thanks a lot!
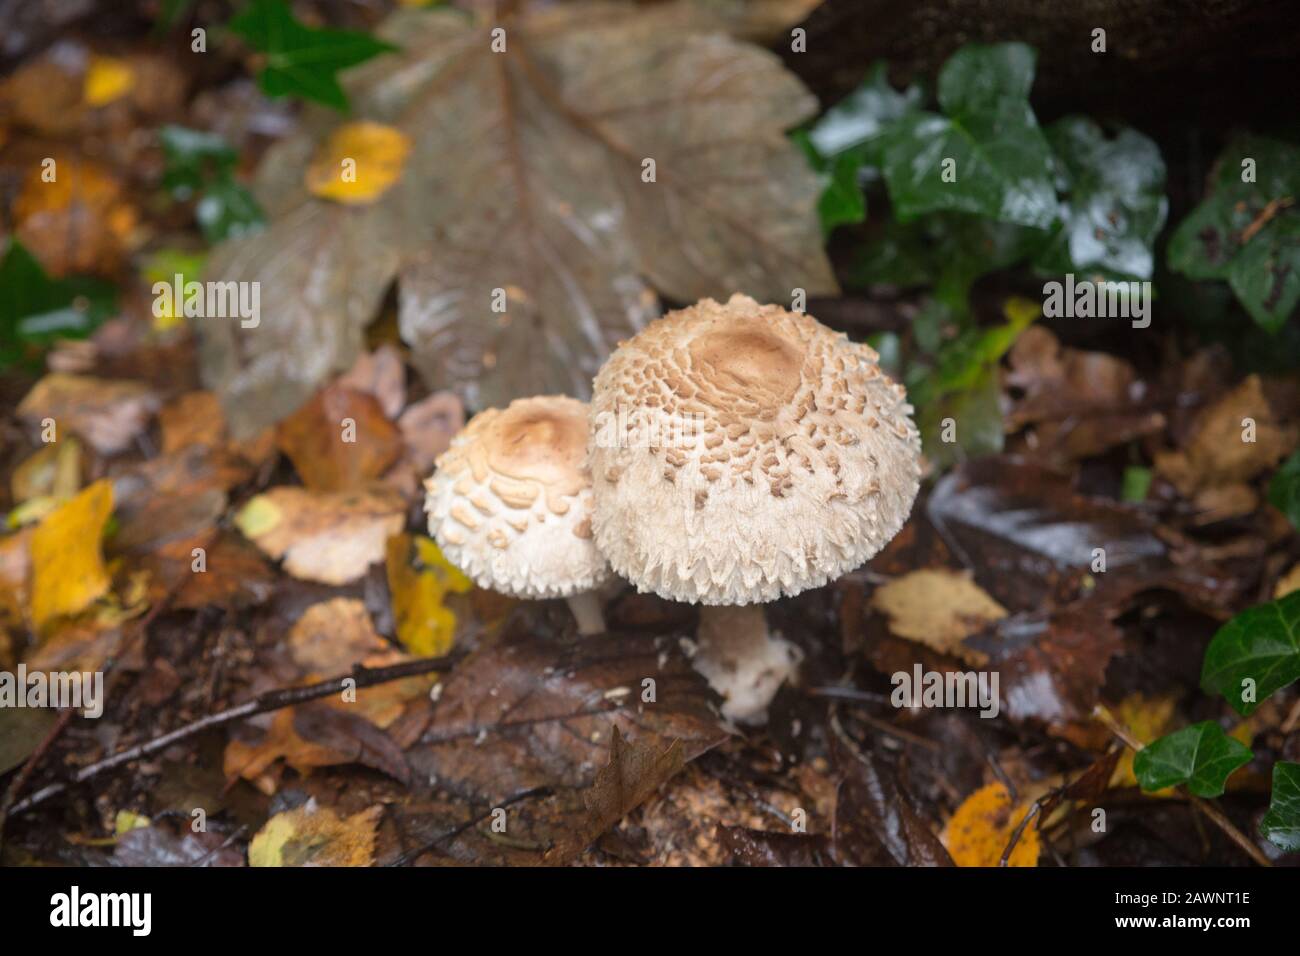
424,395,611,635
589,294,922,721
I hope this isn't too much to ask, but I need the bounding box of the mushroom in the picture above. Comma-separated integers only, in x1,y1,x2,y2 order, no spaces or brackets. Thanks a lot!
589,294,922,721
424,395,611,635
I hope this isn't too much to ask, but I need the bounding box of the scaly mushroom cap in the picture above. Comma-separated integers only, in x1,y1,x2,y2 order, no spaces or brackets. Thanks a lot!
425,395,611,599
589,294,921,605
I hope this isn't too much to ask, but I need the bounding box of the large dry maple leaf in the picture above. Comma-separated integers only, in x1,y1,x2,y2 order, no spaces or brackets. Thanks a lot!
202,2,835,436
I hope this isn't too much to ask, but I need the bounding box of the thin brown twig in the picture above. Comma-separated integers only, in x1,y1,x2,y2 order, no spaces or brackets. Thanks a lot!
390,785,554,866
8,652,467,817
1092,704,1271,868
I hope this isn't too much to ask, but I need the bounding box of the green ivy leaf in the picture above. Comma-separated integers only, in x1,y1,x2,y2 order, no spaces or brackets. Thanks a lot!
1270,451,1300,530
805,62,923,167
229,0,397,111
792,132,866,236
160,126,265,243
1133,722,1253,798
0,240,116,370
1033,117,1168,280
160,125,238,199
1168,135,1300,332
1121,466,1153,503
1201,591,1300,716
878,43,1056,229
1260,761,1300,853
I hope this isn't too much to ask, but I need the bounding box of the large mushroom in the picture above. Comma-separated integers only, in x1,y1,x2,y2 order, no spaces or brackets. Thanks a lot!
589,294,922,721
424,395,610,635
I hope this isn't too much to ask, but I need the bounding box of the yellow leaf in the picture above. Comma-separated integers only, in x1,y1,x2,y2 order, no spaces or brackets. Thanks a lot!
249,800,381,867
114,810,151,835
306,121,412,205
1275,563,1300,599
385,533,471,656
871,568,1005,666
942,782,1039,867
234,494,283,539
28,480,113,632
84,55,135,107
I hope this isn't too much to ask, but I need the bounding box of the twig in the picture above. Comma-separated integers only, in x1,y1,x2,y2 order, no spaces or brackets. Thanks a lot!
9,652,467,817
1240,196,1295,244
390,786,553,866
1092,704,1272,867
998,801,1042,867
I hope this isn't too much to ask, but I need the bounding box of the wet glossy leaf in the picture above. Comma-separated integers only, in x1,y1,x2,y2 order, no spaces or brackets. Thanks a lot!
1201,591,1300,716
1259,761,1300,853
1033,117,1168,280
879,43,1056,229
1269,450,1300,530
1133,721,1252,797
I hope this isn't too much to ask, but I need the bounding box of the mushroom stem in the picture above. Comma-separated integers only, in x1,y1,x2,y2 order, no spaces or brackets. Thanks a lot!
565,591,606,635
693,605,801,724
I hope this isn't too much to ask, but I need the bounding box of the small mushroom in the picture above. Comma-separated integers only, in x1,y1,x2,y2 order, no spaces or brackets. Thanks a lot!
424,395,611,634
589,294,922,721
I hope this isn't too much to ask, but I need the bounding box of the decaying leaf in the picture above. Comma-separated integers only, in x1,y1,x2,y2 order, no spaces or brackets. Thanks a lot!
545,727,686,863
234,486,405,585
398,390,464,472
942,782,1039,867
158,390,226,453
202,3,833,435
248,799,382,867
288,597,389,673
338,344,406,419
275,383,404,492
385,533,472,657
870,568,1006,666
10,437,81,505
28,479,113,631
18,374,159,456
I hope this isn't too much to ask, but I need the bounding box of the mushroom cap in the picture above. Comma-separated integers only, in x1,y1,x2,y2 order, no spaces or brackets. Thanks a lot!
589,294,921,605
425,395,611,599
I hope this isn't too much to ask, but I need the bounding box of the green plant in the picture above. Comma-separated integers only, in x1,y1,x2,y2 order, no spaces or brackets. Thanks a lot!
0,240,116,371
159,125,265,244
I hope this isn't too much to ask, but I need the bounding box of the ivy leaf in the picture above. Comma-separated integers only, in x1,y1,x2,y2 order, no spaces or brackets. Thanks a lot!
196,176,265,243
878,43,1056,229
1201,591,1300,716
160,125,237,199
1260,761,1300,853
1033,117,1168,280
805,62,923,167
1269,451,1300,530
0,240,116,369
1168,135,1300,332
1133,722,1253,798
792,132,865,236
229,0,397,111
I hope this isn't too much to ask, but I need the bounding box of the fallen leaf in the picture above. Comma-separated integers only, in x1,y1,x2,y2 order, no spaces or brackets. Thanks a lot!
398,390,464,473
18,374,159,456
12,153,138,276
83,54,135,107
1155,375,1297,497
942,782,1039,867
288,597,389,673
546,727,685,863
112,825,246,867
10,437,81,505
337,344,405,419
28,479,113,631
1276,564,1300,599
248,799,382,867
172,532,276,610
385,534,472,657
235,486,406,585
275,383,403,492
158,390,226,453
870,568,1006,666
1109,693,1179,791
202,3,832,434
306,121,412,205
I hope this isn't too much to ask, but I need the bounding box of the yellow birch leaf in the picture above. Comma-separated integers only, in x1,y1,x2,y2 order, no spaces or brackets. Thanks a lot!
84,55,136,107
385,533,471,657
1110,692,1178,794
249,800,381,867
942,782,1039,867
29,479,113,632
305,121,412,205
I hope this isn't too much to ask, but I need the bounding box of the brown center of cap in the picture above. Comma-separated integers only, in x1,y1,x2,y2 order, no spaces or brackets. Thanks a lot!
484,402,588,501
688,325,802,412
